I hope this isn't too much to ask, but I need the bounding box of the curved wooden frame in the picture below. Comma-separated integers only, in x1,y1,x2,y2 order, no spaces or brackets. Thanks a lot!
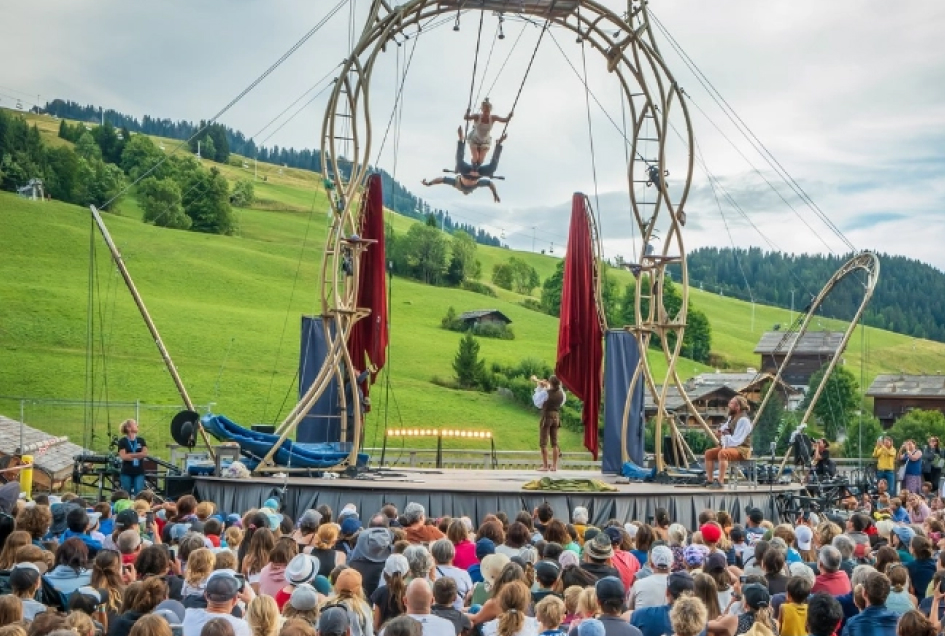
256,0,702,473
749,252,880,477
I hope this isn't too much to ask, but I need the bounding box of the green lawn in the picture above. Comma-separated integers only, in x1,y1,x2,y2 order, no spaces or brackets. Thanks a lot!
4,111,945,460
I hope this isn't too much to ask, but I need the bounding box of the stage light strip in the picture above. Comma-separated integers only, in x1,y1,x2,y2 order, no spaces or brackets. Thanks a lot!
386,428,493,439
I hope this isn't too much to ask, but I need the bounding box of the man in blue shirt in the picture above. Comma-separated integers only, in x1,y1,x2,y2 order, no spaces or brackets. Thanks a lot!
62,507,102,557
840,571,899,636
630,571,694,636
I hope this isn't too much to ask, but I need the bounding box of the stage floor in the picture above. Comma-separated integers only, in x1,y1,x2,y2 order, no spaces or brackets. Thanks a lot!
194,468,803,528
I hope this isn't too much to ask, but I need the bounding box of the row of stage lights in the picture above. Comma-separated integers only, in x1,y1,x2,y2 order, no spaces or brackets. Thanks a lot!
387,428,492,439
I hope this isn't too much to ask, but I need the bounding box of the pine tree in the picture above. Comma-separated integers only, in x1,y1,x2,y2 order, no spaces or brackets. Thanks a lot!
453,334,485,389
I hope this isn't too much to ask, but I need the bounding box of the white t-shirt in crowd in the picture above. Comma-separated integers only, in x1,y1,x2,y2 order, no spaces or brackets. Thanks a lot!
435,564,474,610
628,572,669,610
385,614,455,636
182,608,251,636
482,616,539,636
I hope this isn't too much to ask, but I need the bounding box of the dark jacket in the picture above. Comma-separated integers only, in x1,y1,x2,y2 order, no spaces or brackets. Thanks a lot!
107,611,145,636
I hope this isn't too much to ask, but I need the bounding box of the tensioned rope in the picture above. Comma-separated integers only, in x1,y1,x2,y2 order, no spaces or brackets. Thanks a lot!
500,19,549,137
577,16,602,225
648,9,855,253
96,0,352,212
464,8,487,131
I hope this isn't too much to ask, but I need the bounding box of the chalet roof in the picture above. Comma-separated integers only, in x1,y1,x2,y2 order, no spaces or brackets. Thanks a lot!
644,384,740,412
459,309,512,324
866,374,945,399
688,371,803,395
0,415,90,477
754,331,845,356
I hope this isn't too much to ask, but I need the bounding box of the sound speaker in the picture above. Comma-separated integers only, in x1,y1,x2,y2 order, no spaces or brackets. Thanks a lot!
164,476,196,500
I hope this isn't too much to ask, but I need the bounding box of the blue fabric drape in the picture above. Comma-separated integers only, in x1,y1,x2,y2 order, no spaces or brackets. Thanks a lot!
603,330,644,473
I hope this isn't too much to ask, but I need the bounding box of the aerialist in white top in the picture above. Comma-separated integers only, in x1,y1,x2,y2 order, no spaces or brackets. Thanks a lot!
463,98,512,166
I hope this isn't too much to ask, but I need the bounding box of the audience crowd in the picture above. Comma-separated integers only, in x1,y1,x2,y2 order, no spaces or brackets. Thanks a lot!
2,476,945,636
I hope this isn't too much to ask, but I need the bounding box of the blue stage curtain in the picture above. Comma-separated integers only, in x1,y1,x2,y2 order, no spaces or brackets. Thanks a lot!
297,316,342,444
603,330,644,473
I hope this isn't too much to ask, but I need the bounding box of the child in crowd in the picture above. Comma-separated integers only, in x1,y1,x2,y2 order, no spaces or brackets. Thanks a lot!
535,595,567,636
779,576,811,636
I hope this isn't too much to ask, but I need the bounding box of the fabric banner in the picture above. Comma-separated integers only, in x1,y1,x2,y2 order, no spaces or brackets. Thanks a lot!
603,330,645,473
347,173,389,397
555,194,604,459
297,316,343,444
193,479,781,531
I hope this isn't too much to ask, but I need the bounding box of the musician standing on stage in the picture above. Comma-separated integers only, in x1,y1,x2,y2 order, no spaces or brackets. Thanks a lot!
532,375,566,472
703,395,752,489
117,419,148,495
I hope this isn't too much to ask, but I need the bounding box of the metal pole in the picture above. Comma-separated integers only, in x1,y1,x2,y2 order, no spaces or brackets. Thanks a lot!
135,399,140,426
19,399,25,456
88,205,215,459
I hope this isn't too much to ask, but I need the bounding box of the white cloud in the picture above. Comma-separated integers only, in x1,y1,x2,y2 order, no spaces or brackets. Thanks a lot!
2,0,944,267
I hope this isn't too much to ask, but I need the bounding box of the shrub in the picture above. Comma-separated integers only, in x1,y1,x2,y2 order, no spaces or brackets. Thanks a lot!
520,298,543,312
462,281,497,297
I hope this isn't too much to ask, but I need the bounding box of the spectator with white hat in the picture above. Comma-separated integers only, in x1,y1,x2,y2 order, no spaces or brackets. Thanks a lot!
628,545,674,610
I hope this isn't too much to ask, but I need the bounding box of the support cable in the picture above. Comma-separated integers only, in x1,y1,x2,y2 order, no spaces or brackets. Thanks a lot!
96,0,352,211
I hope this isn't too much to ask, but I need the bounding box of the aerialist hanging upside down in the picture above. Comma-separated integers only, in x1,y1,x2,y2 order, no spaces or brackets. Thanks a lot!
422,126,506,203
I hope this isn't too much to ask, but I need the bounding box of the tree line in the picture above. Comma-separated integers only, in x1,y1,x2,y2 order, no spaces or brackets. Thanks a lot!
0,109,126,211
43,99,504,247
680,246,945,343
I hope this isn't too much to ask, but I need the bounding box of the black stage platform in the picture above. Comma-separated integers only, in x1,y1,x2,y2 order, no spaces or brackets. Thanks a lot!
193,468,804,528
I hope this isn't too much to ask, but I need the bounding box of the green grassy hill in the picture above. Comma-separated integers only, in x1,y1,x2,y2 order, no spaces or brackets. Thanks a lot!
3,111,945,460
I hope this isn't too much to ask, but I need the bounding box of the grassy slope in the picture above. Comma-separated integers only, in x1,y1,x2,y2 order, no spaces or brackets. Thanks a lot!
3,111,944,458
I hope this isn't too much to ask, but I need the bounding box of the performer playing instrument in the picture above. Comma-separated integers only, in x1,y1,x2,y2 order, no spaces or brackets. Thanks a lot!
531,375,566,472
703,396,752,489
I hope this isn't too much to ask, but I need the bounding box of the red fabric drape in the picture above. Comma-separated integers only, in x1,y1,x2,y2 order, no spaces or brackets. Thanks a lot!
347,174,388,395
555,194,604,459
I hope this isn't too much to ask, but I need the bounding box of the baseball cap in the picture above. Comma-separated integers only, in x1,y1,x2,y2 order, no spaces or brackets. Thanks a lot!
650,545,674,569
594,576,625,602
338,504,359,521
290,583,320,611
74,586,110,607
667,571,694,597
319,606,351,636
225,513,242,528
170,523,192,542
340,517,362,537
795,526,813,551
262,498,280,511
115,508,140,530
475,538,496,560
298,509,322,529
205,570,241,602
603,526,623,546
384,553,410,577
743,583,770,610
153,599,186,624
700,523,722,544
705,552,727,573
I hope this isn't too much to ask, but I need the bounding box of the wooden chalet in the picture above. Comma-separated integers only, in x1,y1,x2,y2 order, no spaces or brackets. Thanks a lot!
754,331,845,387
0,415,89,491
867,374,945,428
458,309,512,329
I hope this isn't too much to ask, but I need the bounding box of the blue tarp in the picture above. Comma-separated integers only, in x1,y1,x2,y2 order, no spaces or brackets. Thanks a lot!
602,330,645,473
202,414,369,469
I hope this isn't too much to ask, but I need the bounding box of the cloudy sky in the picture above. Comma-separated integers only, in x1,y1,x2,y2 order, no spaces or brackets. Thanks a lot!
2,1,944,269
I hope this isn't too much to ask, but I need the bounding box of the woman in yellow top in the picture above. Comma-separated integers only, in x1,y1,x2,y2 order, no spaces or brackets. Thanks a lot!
874,435,898,495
